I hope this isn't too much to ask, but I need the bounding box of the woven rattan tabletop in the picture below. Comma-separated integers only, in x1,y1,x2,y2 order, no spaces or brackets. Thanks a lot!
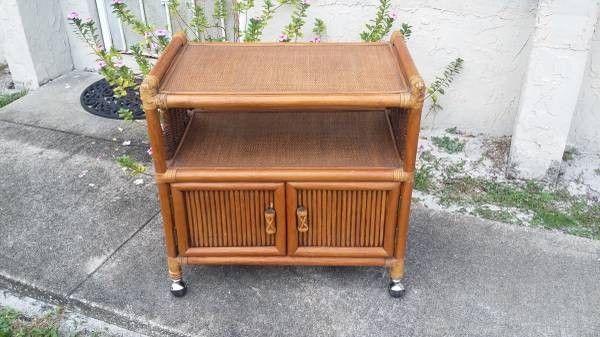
159,43,408,95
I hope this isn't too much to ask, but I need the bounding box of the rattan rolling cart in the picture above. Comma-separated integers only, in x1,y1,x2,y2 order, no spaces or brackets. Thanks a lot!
140,31,425,298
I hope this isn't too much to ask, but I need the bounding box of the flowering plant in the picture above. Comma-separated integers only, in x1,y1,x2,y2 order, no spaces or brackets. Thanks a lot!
360,0,463,113
360,0,395,42
67,11,136,98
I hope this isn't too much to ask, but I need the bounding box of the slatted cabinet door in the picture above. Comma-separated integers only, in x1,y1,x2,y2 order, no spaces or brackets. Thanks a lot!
171,183,286,256
286,182,400,258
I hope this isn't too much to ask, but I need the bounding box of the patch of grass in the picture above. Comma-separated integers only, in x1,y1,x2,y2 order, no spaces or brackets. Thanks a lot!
419,150,441,170
0,308,19,336
473,206,515,224
414,165,435,192
436,176,600,239
445,126,459,134
0,306,110,337
420,150,437,163
0,90,27,109
594,168,600,176
0,307,61,337
532,208,576,227
116,155,146,175
443,160,465,179
431,135,465,154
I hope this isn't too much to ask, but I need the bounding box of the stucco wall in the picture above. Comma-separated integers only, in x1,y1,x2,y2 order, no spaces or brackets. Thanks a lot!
247,0,538,135
0,32,5,65
59,0,102,70
0,0,73,88
569,17,600,154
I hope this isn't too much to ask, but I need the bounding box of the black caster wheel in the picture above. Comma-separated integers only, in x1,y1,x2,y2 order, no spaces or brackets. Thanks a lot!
388,280,405,298
170,279,187,297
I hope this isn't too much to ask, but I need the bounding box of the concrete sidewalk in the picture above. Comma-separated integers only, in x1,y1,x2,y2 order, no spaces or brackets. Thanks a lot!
0,71,599,337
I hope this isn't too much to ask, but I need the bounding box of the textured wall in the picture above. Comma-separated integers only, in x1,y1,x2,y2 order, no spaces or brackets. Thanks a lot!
508,0,599,178
0,31,5,64
246,0,538,135
16,0,73,85
569,17,600,154
60,0,102,70
0,0,38,87
0,0,73,88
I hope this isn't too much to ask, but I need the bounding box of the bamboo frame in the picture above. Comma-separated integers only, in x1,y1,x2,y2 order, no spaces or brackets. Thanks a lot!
140,31,424,292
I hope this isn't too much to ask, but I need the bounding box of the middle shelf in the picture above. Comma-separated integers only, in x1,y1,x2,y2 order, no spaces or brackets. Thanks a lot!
169,110,403,170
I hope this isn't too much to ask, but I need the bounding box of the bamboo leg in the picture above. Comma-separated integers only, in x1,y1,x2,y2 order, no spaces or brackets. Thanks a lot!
388,258,406,298
141,79,187,296
158,183,187,297
157,183,177,257
168,257,187,297
389,259,405,281
394,181,414,260
167,257,183,281
390,82,423,297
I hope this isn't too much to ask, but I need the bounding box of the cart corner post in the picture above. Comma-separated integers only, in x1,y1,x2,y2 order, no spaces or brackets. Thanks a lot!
388,30,426,297
141,72,185,296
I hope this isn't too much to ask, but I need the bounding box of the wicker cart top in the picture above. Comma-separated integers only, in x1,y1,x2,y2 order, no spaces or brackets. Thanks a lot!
160,43,407,94
141,32,424,110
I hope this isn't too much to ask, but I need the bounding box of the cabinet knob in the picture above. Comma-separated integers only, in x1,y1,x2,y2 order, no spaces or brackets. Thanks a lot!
265,203,276,235
296,206,308,232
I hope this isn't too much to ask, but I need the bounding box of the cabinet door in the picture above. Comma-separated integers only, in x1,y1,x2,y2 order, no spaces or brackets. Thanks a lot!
286,182,400,257
171,183,286,256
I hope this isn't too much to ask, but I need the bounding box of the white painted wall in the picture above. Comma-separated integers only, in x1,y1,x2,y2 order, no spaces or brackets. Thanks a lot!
0,0,39,87
247,0,538,135
59,0,103,70
0,32,5,65
569,17,600,154
0,0,73,88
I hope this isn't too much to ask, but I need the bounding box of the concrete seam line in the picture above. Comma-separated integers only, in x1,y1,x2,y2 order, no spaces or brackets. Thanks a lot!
65,211,161,297
0,119,148,149
0,278,189,337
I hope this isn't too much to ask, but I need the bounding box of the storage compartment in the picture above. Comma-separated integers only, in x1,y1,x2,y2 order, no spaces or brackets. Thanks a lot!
171,182,286,256
286,182,400,257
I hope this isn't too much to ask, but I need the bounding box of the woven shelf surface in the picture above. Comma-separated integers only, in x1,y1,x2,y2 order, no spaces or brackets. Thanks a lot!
159,43,408,95
170,110,402,169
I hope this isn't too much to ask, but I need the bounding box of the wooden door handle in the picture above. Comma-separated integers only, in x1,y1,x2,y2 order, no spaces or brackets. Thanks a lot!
265,203,276,235
296,206,308,232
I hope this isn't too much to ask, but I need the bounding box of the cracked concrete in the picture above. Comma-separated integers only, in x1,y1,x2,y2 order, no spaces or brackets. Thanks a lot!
0,119,158,297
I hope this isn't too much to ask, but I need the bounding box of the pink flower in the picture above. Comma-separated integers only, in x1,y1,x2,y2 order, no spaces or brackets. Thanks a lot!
147,147,153,156
150,43,159,50
155,29,168,37
84,17,94,24
113,60,125,68
311,37,321,43
111,0,124,4
67,11,79,20
278,34,289,42
390,13,397,20
96,60,106,69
